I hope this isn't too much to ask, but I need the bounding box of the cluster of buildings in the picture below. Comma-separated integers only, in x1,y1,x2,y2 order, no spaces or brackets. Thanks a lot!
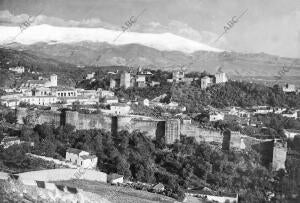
9,66,25,74
0,74,133,115
108,68,156,89
200,71,228,89
65,148,98,169
203,105,300,126
166,70,195,84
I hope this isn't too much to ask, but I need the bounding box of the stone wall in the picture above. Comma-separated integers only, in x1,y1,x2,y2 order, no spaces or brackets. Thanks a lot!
37,110,61,127
65,111,111,131
128,118,161,139
16,108,61,127
181,124,223,143
222,130,242,150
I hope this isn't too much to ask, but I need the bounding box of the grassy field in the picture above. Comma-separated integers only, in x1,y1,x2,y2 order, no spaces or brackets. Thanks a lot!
52,179,177,203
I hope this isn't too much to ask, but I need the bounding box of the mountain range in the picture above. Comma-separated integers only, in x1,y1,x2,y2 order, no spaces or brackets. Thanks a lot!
1,24,300,80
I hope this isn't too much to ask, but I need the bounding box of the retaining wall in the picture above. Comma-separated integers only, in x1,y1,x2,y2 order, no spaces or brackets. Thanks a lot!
17,169,107,183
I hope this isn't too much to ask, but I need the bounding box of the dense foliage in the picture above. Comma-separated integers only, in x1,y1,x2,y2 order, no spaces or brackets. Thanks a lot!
172,81,300,113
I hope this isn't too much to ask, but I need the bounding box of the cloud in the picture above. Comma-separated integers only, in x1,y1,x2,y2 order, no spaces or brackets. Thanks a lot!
142,20,228,47
225,10,300,58
0,10,117,29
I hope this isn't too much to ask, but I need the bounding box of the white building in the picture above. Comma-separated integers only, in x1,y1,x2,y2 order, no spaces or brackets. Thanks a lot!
201,76,213,89
282,110,298,119
9,66,25,74
215,72,228,84
21,74,57,88
143,99,149,106
21,96,57,106
110,103,131,115
0,93,23,109
172,71,185,82
283,84,296,93
110,78,117,89
209,112,225,121
273,107,287,114
104,96,119,104
85,72,95,80
283,129,300,140
253,106,273,114
0,99,20,109
54,87,78,98
100,90,115,98
0,136,21,149
77,89,99,98
66,148,98,169
135,74,147,87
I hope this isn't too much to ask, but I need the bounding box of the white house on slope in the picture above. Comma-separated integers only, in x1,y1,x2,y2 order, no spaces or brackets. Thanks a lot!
66,148,98,169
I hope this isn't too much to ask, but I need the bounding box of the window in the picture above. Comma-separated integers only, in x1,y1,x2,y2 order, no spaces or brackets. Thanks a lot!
81,161,82,165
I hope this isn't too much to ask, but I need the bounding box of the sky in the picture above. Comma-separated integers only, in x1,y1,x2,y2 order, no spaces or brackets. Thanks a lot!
0,0,300,58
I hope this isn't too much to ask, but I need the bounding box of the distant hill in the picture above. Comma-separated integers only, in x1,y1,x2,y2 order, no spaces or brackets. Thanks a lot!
2,43,300,87
10,42,300,78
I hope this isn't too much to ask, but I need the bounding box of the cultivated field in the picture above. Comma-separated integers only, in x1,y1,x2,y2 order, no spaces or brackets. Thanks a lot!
52,179,178,203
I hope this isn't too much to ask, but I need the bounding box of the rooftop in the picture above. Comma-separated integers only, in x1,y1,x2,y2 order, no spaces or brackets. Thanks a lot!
67,148,86,155
80,154,97,160
109,173,124,180
51,86,75,91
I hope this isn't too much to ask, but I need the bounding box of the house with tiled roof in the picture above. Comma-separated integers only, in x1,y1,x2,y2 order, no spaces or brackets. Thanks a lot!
66,148,98,169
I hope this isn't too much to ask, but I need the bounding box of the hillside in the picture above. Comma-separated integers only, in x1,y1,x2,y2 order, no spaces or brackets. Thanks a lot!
0,48,83,87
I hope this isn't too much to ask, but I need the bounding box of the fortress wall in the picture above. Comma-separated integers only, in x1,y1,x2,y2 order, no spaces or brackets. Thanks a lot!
65,111,111,131
16,108,62,126
128,119,159,139
36,111,61,127
181,124,223,143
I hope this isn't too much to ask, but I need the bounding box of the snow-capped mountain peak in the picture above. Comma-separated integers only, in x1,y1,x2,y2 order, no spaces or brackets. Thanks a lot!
0,24,222,53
